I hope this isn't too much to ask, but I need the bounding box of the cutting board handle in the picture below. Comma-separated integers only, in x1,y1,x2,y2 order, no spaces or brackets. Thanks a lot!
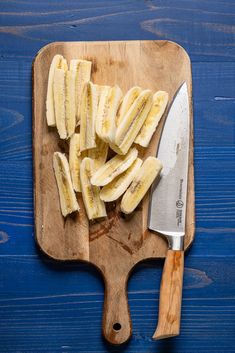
102,276,132,345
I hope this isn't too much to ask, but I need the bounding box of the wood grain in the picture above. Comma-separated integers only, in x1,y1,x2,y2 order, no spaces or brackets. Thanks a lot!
33,40,195,344
153,250,184,339
0,0,234,62
0,256,234,353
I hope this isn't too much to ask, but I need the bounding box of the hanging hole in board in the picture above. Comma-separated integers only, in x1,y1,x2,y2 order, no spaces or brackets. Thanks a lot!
113,322,122,331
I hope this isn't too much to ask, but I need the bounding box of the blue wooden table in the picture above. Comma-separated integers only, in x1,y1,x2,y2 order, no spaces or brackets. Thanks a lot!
0,1,234,352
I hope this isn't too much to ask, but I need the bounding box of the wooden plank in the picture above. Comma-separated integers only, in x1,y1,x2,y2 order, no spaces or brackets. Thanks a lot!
33,40,194,344
0,61,234,256
0,255,234,353
0,0,234,61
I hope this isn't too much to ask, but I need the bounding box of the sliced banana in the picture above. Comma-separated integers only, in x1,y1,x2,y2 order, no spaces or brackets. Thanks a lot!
95,85,110,138
135,91,168,147
69,133,85,192
116,86,142,126
49,56,168,218
70,59,92,125
88,84,109,167
94,84,110,100
100,158,142,202
53,152,79,217
53,60,68,139
87,135,109,168
65,70,76,138
121,156,162,214
46,55,66,127
80,157,107,220
115,89,153,154
91,147,138,187
96,85,122,144
80,81,98,152
108,141,123,155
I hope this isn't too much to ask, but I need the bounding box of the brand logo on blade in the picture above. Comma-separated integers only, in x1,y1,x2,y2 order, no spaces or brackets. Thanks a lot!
176,179,184,226
176,200,184,208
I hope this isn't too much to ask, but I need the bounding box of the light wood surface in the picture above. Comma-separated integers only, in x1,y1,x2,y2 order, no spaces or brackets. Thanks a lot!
153,250,184,340
33,40,195,344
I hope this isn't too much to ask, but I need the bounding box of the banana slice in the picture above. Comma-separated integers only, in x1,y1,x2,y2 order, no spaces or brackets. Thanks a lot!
90,85,109,166
95,85,110,138
96,85,122,144
46,55,66,127
116,86,142,126
94,84,110,100
87,135,109,168
65,70,76,138
108,141,123,155
53,61,68,139
91,147,138,187
80,157,107,220
70,59,92,124
100,158,142,202
115,90,153,154
53,152,79,217
121,156,162,214
69,133,86,192
80,81,98,152
135,91,168,147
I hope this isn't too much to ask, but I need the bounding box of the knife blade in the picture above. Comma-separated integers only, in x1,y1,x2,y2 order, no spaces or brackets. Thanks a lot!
148,82,190,340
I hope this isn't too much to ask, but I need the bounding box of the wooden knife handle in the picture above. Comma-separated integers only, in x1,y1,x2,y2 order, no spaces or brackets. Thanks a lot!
153,249,184,340
102,276,132,345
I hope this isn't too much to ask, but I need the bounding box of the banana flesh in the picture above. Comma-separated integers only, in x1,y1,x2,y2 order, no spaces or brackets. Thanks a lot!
108,141,123,155
95,85,110,139
121,156,162,214
91,147,138,187
69,133,85,192
80,81,98,152
86,84,109,167
53,152,80,217
115,90,153,154
46,55,66,127
87,135,109,168
53,61,68,139
80,157,107,220
94,84,110,100
100,158,142,202
47,55,169,219
116,86,142,126
70,59,92,124
65,70,76,138
135,91,168,147
96,85,122,144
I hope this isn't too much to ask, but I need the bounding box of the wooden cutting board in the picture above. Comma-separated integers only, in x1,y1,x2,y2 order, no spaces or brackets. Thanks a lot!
33,40,195,345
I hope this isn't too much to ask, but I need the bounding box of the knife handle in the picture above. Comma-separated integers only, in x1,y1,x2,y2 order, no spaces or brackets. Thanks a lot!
153,249,184,340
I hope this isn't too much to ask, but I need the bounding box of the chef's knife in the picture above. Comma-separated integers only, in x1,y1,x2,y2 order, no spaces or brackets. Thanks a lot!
148,82,190,339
